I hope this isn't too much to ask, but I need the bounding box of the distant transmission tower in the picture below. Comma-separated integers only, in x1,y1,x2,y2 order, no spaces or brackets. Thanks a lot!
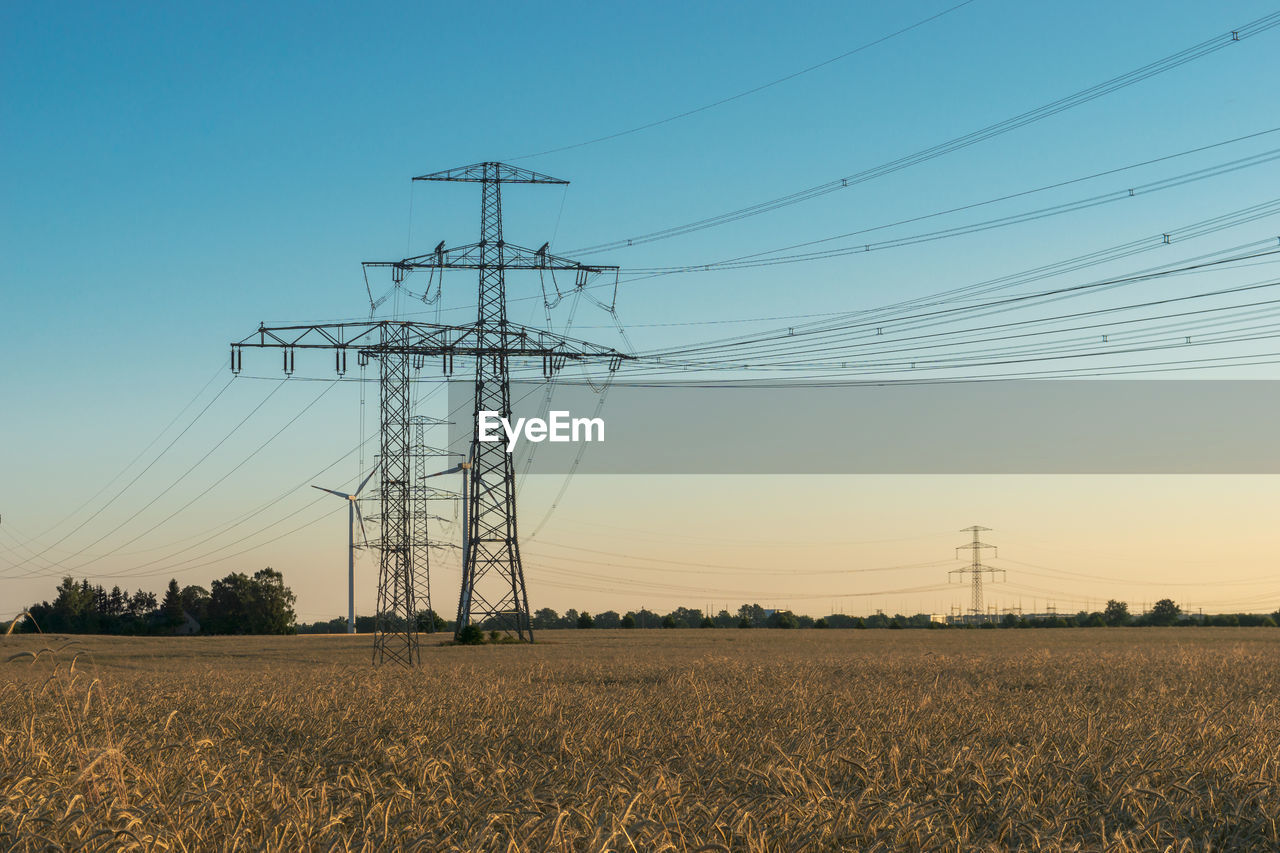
231,162,629,664
950,525,1005,621
410,414,452,632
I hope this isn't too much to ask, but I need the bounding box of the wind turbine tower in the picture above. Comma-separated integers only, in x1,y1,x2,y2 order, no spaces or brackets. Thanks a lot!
312,469,375,634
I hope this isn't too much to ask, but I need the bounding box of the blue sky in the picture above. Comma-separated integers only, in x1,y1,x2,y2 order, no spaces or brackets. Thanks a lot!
3,1,1280,620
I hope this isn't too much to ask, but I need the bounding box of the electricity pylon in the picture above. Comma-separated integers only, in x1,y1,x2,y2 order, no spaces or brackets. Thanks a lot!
230,162,628,663
410,414,453,632
950,525,1005,621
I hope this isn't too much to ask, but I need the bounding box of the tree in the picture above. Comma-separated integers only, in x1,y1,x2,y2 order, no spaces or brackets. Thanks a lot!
813,618,828,629
180,586,210,625
161,579,184,630
1104,599,1130,626
32,577,85,633
594,610,621,629
767,610,798,629
416,610,447,632
736,603,766,628
665,607,703,629
532,608,560,630
206,568,296,634
128,590,158,618
620,613,636,629
1149,598,1181,626
107,586,127,617
633,608,659,629
865,612,889,629
207,574,250,633
52,576,91,623
577,611,594,629
661,615,676,629
256,568,295,632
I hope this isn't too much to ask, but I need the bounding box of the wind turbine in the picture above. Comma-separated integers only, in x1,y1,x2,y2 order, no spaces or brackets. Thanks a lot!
312,468,376,634
423,450,471,632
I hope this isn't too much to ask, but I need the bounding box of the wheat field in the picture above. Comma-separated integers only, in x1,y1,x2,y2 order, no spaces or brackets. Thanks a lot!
2,628,1278,851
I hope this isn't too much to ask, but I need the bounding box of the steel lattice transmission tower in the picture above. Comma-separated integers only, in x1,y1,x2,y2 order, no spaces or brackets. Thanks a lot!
230,162,627,663
417,163,565,643
410,414,453,632
950,525,1005,621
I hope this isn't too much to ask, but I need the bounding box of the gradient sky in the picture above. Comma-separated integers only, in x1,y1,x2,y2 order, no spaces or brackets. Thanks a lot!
3,0,1279,621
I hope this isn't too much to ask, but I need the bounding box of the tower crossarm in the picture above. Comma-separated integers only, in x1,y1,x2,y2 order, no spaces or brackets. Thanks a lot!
950,563,1005,578
363,241,617,275
412,162,568,185
231,321,632,374
955,542,997,556
234,321,472,351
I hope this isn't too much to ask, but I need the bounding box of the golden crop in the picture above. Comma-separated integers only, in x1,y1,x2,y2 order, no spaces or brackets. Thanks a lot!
2,629,1278,851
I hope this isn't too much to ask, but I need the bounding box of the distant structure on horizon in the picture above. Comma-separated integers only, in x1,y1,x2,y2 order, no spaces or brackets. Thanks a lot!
949,525,1006,623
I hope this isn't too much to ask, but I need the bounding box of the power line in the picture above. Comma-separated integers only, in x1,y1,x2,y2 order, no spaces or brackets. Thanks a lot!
525,539,952,576
58,380,342,577
616,245,1280,373
18,373,479,584
6,374,239,572
527,559,954,602
297,130,1280,331
507,1,979,160
643,275,1280,372
568,11,1280,255
618,141,1280,277
7,380,290,578
0,363,229,556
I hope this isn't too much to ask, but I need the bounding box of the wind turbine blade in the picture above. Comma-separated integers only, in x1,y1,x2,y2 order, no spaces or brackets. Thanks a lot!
354,467,378,497
311,485,350,499
425,464,462,478
354,500,370,549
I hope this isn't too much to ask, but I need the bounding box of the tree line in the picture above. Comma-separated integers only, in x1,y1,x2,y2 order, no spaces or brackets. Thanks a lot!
9,568,297,635
295,598,1280,634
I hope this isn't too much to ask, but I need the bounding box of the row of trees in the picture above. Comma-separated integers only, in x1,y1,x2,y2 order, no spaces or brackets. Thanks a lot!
297,604,822,633
296,610,448,634
295,599,1280,634
17,568,297,635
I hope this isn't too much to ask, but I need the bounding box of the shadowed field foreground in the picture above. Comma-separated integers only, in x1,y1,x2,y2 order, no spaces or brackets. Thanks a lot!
2,629,1278,851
